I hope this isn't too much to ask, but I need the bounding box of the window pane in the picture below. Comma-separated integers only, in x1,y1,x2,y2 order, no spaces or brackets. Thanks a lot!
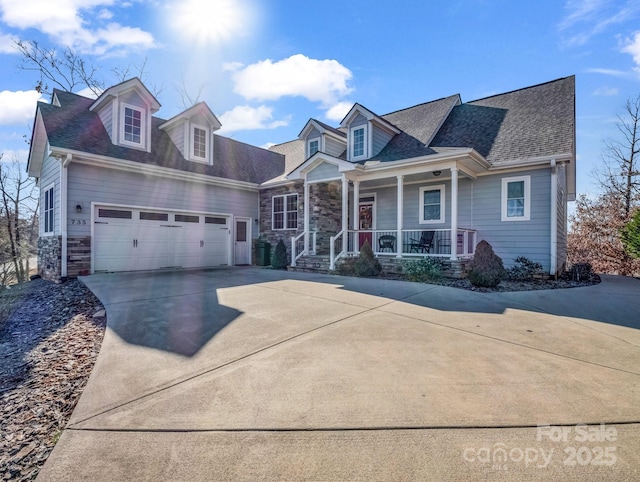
423,190,440,204
286,212,297,229
309,140,319,155
98,208,132,219
423,205,441,221
175,214,199,223
273,197,284,213
286,195,297,211
353,128,364,157
273,212,284,229
124,107,142,144
507,181,524,199
193,127,206,158
236,221,247,242
140,212,169,221
507,199,524,217
205,216,227,225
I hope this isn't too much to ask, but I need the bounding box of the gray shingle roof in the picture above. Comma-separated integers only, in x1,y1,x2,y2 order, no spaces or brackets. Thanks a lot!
430,76,575,163
311,119,347,138
40,90,285,184
264,139,306,183
352,94,460,163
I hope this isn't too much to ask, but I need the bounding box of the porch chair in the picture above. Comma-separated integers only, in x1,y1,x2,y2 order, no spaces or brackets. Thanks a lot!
408,230,435,253
378,235,396,252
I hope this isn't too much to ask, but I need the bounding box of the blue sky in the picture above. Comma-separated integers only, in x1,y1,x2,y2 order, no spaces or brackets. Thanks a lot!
1,0,639,199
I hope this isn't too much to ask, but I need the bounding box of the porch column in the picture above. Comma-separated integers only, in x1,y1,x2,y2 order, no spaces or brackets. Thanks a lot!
303,180,310,254
450,167,458,261
341,175,349,254
396,175,404,258
352,180,360,252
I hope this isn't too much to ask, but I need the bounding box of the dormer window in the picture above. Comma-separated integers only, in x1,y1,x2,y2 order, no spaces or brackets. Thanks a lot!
308,137,320,157
351,125,367,159
121,103,145,147
192,125,209,161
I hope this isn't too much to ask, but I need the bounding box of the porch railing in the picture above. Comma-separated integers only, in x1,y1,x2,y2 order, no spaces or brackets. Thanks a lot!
329,230,345,270
344,228,477,257
290,231,317,267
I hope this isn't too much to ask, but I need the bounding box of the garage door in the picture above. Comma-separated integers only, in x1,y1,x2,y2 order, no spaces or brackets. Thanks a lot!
93,206,230,272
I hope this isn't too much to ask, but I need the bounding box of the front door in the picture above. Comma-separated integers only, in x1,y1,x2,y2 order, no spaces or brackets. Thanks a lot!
358,195,376,249
234,218,251,265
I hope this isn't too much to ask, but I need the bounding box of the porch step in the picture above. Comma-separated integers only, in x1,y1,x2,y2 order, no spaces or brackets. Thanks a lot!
288,255,332,274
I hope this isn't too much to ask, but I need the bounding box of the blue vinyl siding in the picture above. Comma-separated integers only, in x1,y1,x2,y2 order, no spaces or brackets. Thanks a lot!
97,101,113,142
40,155,61,236
371,126,393,157
362,168,552,271
67,163,259,238
325,137,346,158
307,162,340,182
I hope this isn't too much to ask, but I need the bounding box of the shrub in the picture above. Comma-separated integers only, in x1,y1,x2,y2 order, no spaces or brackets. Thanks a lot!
271,239,288,269
354,240,381,277
570,262,592,281
507,256,543,281
403,257,445,282
468,240,505,288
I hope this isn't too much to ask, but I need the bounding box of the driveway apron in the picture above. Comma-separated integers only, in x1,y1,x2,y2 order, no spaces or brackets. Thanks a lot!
37,270,640,481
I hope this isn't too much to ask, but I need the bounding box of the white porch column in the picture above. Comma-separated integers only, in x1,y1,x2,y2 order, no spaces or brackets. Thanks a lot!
450,167,459,261
303,180,310,254
396,175,404,258
341,175,349,254
352,180,360,252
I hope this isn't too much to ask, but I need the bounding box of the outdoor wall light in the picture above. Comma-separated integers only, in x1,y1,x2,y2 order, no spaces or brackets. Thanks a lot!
433,170,441,177
76,204,82,213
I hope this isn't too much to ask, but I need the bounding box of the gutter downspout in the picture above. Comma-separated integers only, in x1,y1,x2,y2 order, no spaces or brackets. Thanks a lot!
61,153,72,280
550,158,557,277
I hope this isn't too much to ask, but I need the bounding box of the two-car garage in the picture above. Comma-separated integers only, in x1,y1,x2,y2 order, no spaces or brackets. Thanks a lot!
93,205,232,273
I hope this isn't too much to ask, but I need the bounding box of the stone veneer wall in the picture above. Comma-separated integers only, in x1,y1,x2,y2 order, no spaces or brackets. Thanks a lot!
67,236,91,277
259,181,346,263
309,182,342,254
258,182,304,264
38,236,62,281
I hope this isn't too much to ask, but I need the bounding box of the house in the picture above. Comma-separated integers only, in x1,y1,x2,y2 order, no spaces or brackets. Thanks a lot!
27,76,575,281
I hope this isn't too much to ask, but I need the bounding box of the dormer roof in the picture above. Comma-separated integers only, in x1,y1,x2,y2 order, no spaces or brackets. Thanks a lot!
89,77,160,114
298,118,346,140
159,102,222,132
340,103,401,134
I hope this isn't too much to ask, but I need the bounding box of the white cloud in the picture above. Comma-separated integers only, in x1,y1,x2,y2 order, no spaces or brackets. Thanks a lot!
592,86,619,96
230,54,353,107
0,30,17,53
622,31,640,72
0,148,29,162
558,0,640,47
325,101,353,122
222,61,244,72
0,90,43,125
585,67,631,77
75,86,101,99
0,0,155,54
260,142,276,149
218,105,289,133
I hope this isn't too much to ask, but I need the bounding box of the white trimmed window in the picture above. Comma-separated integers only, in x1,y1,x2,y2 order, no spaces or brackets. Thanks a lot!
308,137,320,157
272,194,298,230
43,185,54,234
419,185,445,224
501,176,531,221
191,124,209,162
121,103,145,147
351,125,367,159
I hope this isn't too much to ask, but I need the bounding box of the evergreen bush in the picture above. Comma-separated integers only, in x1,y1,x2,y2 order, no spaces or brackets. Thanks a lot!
468,240,505,288
354,240,381,277
403,257,445,282
507,256,543,281
271,239,288,269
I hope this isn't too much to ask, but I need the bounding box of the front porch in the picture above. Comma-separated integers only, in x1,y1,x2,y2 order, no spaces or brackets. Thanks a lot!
292,228,476,271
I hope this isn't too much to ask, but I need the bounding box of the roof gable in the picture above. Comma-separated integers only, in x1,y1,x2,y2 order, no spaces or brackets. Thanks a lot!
340,103,400,134
90,77,160,113
159,102,222,131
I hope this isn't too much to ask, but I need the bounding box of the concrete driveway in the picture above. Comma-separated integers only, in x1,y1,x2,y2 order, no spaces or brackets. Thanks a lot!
38,269,640,481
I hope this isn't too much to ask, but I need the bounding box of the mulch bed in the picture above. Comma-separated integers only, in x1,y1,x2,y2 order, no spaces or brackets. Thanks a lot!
0,279,106,481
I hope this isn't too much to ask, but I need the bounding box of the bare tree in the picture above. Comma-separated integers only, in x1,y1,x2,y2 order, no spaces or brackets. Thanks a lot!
14,40,104,97
0,156,38,284
112,56,163,98
594,94,640,216
177,76,204,109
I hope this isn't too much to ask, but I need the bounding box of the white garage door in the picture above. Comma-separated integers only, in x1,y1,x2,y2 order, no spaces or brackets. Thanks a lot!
93,206,230,273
